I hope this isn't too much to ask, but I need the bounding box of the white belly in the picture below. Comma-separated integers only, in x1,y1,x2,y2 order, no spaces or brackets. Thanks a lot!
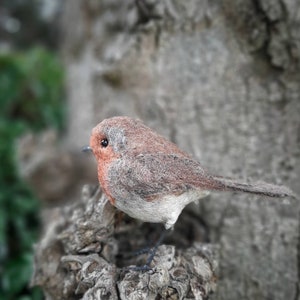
114,189,210,229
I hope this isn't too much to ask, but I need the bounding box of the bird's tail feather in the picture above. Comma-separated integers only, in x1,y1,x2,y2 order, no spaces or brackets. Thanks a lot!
212,176,296,198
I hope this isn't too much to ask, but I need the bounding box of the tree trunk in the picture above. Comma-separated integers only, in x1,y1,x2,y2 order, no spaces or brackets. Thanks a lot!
32,0,300,299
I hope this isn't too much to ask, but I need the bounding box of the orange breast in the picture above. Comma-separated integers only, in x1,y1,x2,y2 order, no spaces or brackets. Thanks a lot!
96,147,120,206
98,162,116,205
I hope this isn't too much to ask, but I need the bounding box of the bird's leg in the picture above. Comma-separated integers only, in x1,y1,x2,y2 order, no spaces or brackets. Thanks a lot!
144,228,168,265
123,228,169,272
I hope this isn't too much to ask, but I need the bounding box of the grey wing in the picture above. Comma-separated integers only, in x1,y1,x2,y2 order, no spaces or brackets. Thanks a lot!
108,153,221,200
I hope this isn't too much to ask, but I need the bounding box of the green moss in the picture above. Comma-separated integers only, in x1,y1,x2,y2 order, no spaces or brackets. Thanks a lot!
0,47,64,299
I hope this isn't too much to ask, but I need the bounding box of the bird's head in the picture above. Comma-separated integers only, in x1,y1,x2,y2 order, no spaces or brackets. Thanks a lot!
88,116,143,163
87,116,188,165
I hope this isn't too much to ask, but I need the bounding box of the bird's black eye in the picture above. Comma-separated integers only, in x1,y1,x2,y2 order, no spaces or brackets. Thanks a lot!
101,138,109,148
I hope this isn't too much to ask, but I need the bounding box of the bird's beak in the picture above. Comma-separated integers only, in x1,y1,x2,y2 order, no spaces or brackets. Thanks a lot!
82,145,93,153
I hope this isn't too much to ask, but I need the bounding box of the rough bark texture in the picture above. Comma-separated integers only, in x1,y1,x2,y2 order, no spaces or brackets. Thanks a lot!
31,185,218,299
29,0,300,299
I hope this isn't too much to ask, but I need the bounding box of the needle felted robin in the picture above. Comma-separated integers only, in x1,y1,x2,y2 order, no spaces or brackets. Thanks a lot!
85,116,294,231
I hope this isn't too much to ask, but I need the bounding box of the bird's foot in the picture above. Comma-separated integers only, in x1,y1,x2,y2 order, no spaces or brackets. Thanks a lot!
120,229,169,272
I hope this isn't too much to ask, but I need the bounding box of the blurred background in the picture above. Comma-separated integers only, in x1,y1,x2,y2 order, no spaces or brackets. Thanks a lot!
1,0,299,299
0,0,64,299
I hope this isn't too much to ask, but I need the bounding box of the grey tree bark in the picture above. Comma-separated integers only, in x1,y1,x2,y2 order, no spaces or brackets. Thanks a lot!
31,0,300,299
